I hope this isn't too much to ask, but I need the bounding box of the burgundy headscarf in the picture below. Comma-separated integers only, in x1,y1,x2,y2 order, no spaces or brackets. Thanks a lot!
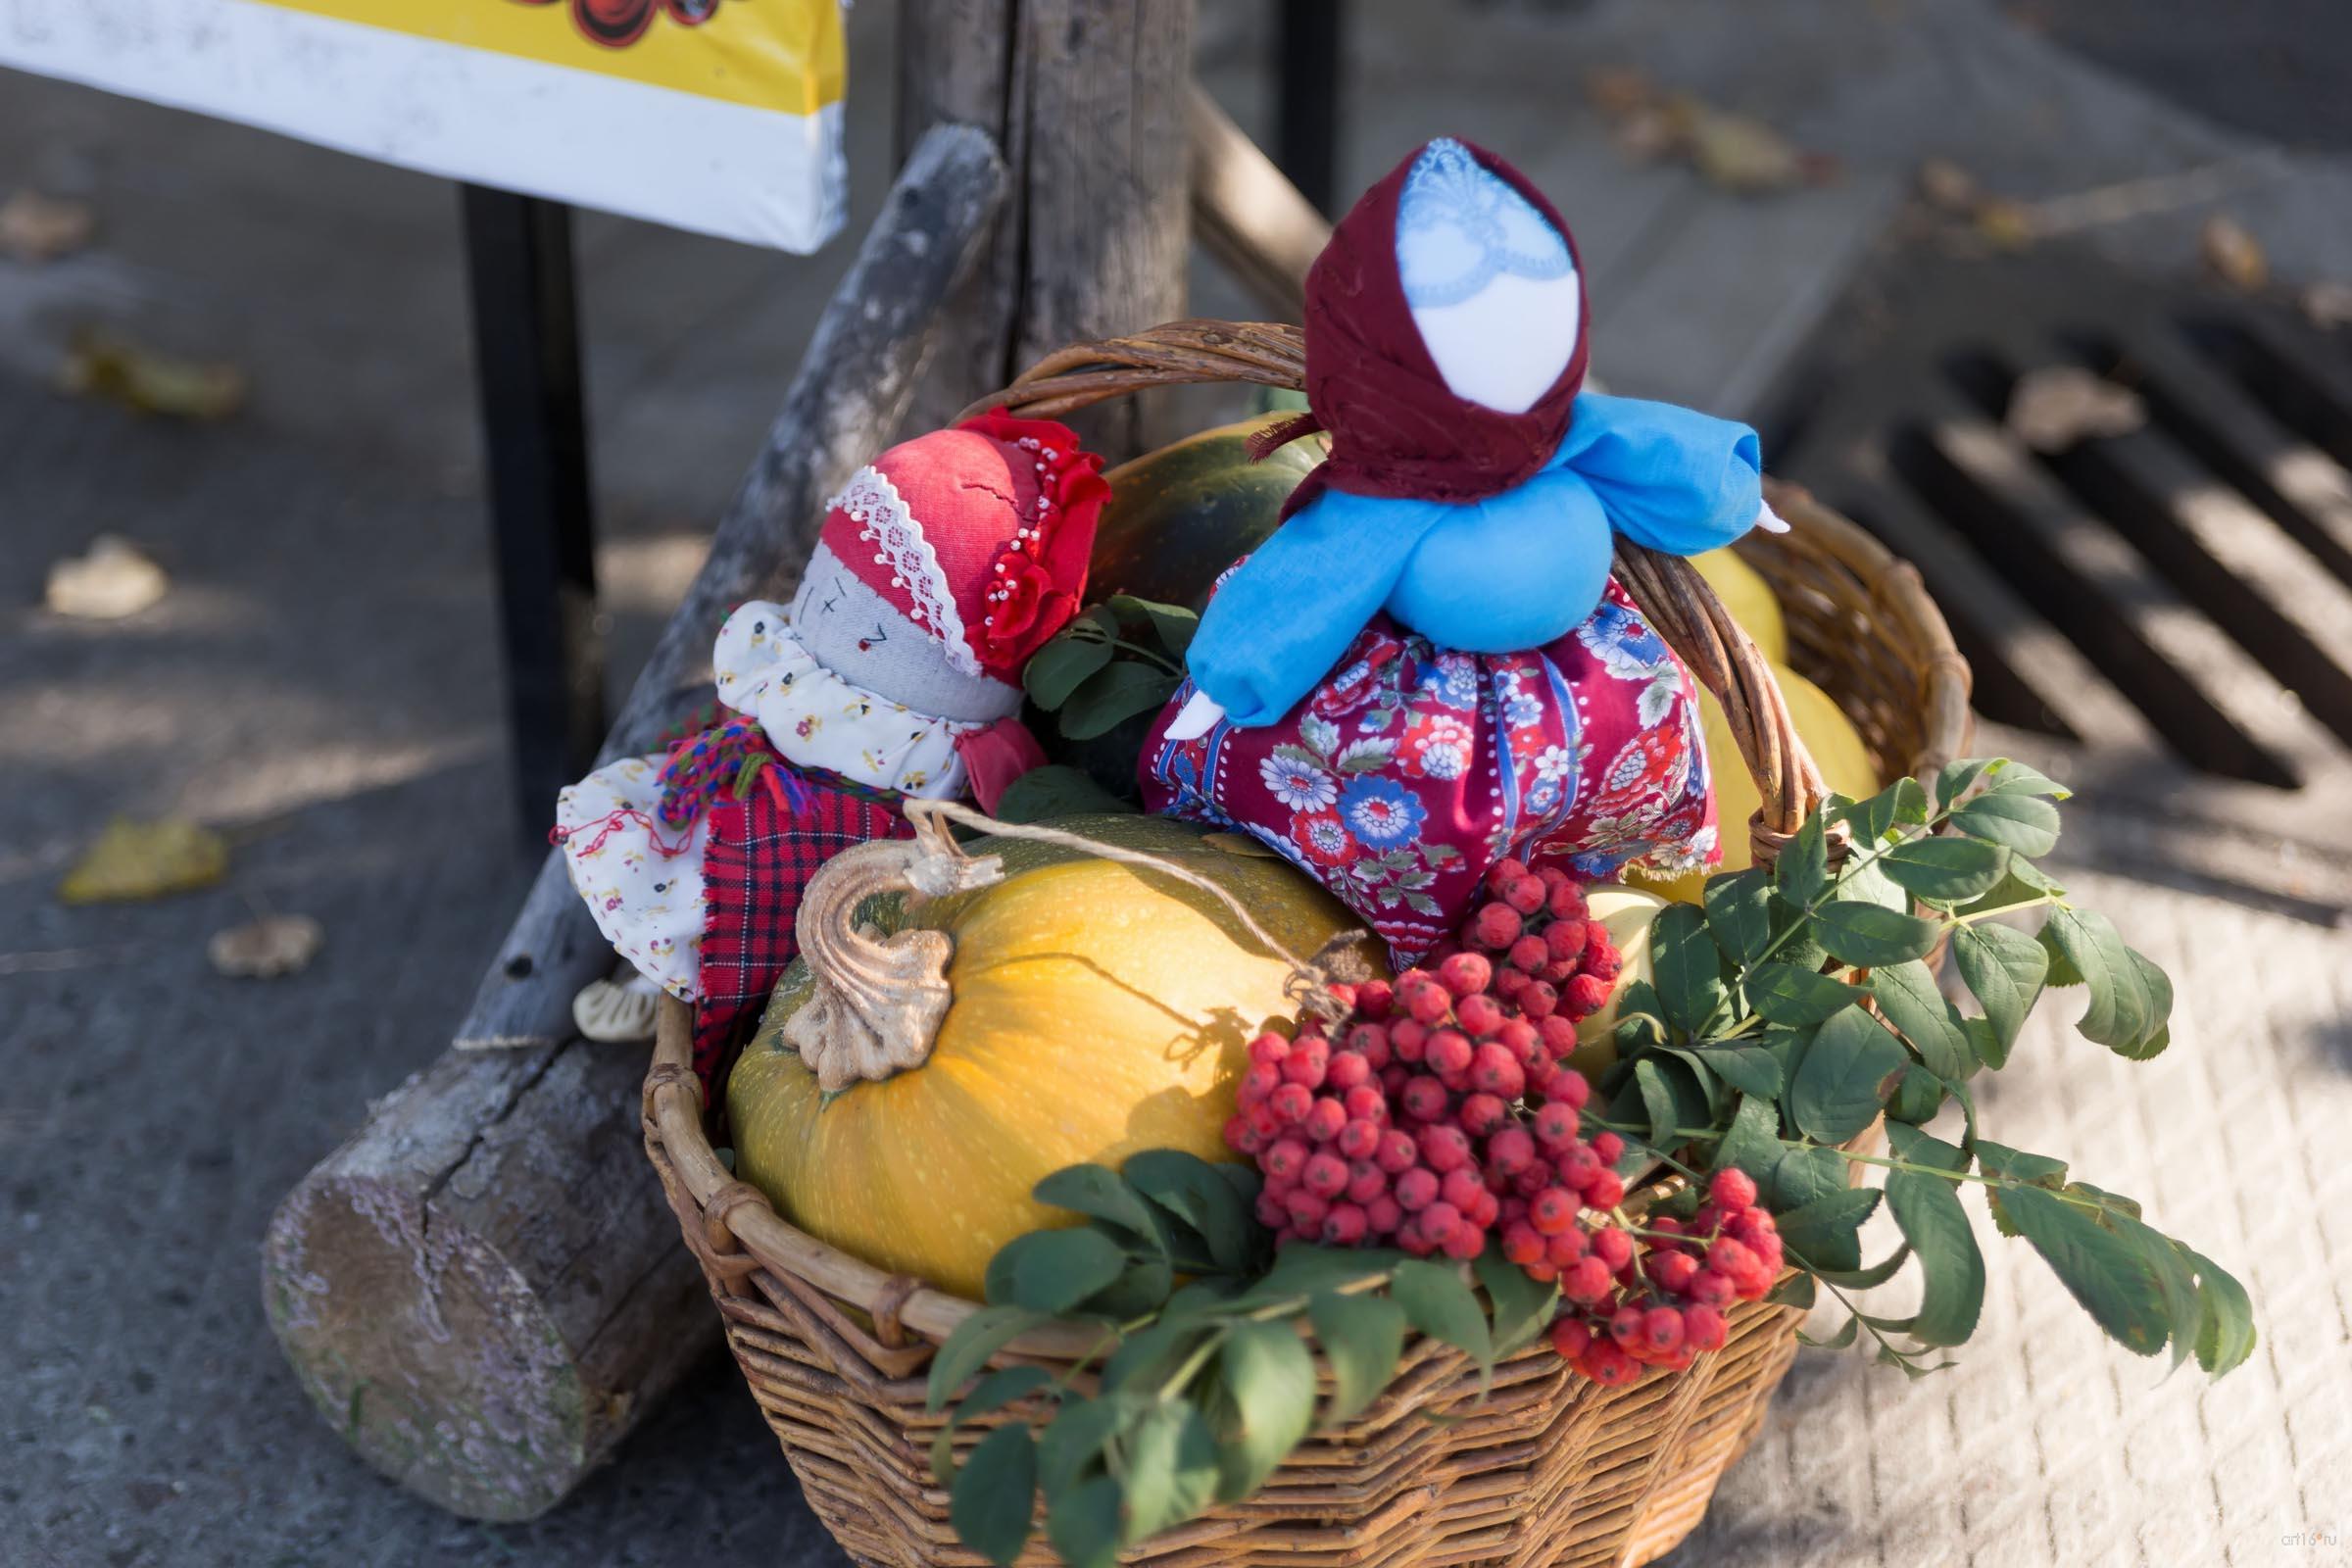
1258,138,1591,520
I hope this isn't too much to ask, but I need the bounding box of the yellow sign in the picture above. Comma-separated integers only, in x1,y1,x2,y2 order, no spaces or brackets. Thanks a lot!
1,0,850,252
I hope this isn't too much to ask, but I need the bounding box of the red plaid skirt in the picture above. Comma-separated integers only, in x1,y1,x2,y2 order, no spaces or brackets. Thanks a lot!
693,768,910,1094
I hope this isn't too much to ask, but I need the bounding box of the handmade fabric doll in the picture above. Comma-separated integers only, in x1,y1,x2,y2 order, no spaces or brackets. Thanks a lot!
557,413,1107,1086
1143,137,1778,963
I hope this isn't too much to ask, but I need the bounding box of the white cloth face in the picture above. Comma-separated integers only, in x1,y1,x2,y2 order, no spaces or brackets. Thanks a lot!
555,756,709,1001
1410,269,1583,415
713,601,973,800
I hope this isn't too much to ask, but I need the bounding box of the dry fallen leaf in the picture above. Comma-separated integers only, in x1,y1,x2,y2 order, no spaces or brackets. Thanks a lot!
2302,280,2352,331
1974,199,2036,251
44,534,168,619
0,188,95,263
57,330,246,420
1916,157,1982,215
2006,366,2146,453
59,817,230,905
1584,66,1657,120
1674,99,1820,194
209,914,323,979
2201,215,2269,292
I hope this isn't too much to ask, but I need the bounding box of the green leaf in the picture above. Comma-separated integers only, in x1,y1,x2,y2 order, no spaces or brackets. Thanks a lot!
1475,1246,1561,1357
1935,758,1989,809
1745,961,1866,1026
1976,1141,2068,1187
1776,1186,1882,1273
1391,1258,1493,1366
1948,791,2061,858
1214,1321,1318,1498
1997,1185,2171,1356
1885,1120,1968,1172
1776,814,1830,906
1101,1320,1207,1394
2118,949,2175,1060
2114,1213,2203,1371
2180,1245,2258,1377
1981,759,2071,798
1796,1313,1861,1349
1650,903,1729,1034
1870,959,1975,1082
1033,1164,1160,1244
1086,1252,1175,1319
1771,1143,1852,1211
1059,661,1181,741
1811,1245,1914,1290
1023,631,1114,709
1308,1291,1407,1424
1813,900,1941,968
1713,1096,1785,1182
985,1228,1129,1314
1119,1401,1220,1543
1886,1062,1947,1124
1840,776,1930,845
1949,921,2047,1062
1878,836,2010,903
993,764,1136,825
1690,1044,1784,1100
1046,1474,1125,1568
1841,856,1909,911
2040,908,2151,1054
1885,1167,1984,1347
1767,1272,1817,1309
1634,1055,1713,1149
1104,594,1200,657
951,1423,1037,1565
1702,870,1777,966
1039,1395,1130,1494
1122,1151,1257,1275
1788,1005,1906,1143
1759,1023,1815,1098
929,1304,1047,1410
932,1364,1052,1486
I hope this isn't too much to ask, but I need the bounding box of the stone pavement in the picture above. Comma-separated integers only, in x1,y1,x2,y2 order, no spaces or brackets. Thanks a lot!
4,2,2349,1565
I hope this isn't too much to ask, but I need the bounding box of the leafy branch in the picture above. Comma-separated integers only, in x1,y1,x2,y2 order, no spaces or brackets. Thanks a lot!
1024,594,1200,742
1597,758,2248,1379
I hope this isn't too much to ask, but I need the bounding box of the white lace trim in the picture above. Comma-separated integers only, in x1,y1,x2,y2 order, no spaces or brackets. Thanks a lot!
828,466,981,678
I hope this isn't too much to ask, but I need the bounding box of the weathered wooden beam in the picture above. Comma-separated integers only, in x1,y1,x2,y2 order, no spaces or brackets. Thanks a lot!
896,0,1195,452
1187,83,1331,322
261,124,1007,1523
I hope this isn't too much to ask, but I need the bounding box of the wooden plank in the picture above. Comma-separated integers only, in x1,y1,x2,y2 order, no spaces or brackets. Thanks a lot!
262,126,1009,1524
1188,83,1331,321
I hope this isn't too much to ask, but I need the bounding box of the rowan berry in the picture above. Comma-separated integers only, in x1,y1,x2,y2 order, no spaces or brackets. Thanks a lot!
1365,1195,1403,1235
1584,1169,1626,1208
1608,1305,1646,1348
1563,1256,1615,1304
1270,1083,1314,1124
1591,1226,1635,1274
1343,1084,1388,1123
1455,992,1505,1037
1262,1138,1309,1182
1544,1228,1589,1268
1544,918,1589,965
1519,981,1560,1019
1419,1123,1473,1173
1502,876,1546,915
1337,1118,1383,1160
1248,1032,1291,1070
1508,934,1550,975
1396,1167,1440,1211
1322,1203,1368,1246
1457,1092,1508,1137
1551,1318,1592,1359
1302,1152,1349,1199
1471,902,1523,951
1470,1043,1525,1099
1437,952,1492,999
1346,1161,1389,1205
1426,1028,1474,1077
1688,1269,1736,1309
1325,1050,1372,1092
1502,1221,1545,1266
1400,1074,1450,1123
1304,1097,1348,1142
1375,1128,1420,1174
1642,1307,1685,1354
1683,1304,1728,1352
1241,1063,1282,1105
1354,979,1394,1020
1580,1341,1640,1386
1530,1186,1578,1236
1709,1168,1759,1212
1389,1018,1428,1062
1563,974,1613,1019
1486,1125,1537,1176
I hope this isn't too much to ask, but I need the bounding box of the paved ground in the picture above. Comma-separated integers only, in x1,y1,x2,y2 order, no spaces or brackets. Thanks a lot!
4,2,2350,1565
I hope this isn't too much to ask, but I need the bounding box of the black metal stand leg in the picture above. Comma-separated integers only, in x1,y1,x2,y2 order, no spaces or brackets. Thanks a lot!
460,185,605,844
1275,0,1344,217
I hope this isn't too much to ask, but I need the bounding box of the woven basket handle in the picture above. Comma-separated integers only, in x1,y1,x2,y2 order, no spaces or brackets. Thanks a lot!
958,319,1828,861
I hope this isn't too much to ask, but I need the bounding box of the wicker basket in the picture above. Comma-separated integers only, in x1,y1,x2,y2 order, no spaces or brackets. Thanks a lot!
640,321,1972,1568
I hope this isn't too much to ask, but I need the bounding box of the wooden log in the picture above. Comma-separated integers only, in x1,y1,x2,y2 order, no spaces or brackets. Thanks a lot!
260,124,1007,1523
896,0,1195,453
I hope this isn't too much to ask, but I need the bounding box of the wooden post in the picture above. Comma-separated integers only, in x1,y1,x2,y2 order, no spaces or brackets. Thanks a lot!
261,126,1007,1523
896,0,1196,453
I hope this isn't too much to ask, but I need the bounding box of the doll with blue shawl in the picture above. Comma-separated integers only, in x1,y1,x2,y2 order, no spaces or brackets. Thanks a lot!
1140,137,1782,963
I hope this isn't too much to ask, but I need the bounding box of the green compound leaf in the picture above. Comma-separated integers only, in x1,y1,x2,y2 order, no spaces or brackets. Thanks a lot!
1949,921,2048,1065
1997,1185,2171,1357
1745,960,1866,1026
1213,1320,1318,1500
1870,959,1975,1083
1788,1005,1906,1144
1650,903,1729,1034
1814,901,1941,968
1878,836,2011,904
950,1423,1038,1566
1390,1257,1493,1368
928,1304,1048,1411
1308,1291,1408,1425
985,1228,1129,1315
1776,1186,1883,1274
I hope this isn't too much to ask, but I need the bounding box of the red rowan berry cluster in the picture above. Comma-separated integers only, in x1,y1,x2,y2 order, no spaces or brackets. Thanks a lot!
1544,1166,1782,1385
1224,858,1784,1387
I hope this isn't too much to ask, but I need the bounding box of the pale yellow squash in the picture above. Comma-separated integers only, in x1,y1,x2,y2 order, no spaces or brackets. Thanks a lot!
1564,883,1671,1079
726,815,1381,1299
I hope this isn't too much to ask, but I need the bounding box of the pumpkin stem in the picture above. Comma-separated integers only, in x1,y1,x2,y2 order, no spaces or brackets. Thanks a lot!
784,822,1006,1092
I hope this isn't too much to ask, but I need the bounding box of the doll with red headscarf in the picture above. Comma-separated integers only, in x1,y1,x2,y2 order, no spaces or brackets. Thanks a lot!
557,414,1107,1086
1143,137,1783,964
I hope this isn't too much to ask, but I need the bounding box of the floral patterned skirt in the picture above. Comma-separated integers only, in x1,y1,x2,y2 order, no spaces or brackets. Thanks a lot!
1140,579,1719,965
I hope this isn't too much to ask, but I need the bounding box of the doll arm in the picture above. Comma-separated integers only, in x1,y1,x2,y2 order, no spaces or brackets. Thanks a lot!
1553,392,1767,557
953,717,1050,814
710,600,800,713
1185,491,1445,727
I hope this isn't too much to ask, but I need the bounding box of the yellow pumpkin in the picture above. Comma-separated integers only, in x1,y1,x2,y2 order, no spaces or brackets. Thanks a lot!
1634,663,1881,906
727,815,1381,1299
1690,546,1789,664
